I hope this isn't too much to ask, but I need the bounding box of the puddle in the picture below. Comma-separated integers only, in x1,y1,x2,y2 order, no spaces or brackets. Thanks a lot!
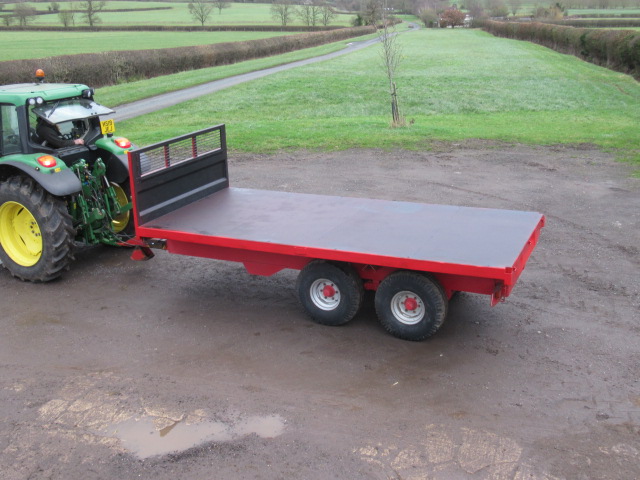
105,414,285,459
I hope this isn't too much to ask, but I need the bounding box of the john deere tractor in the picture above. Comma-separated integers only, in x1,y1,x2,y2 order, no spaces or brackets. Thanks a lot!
0,73,134,282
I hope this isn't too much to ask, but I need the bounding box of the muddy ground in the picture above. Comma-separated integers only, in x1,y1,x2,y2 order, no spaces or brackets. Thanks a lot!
1,144,639,480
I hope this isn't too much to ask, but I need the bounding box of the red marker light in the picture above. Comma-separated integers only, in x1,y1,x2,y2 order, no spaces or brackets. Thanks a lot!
114,137,131,149
37,155,57,168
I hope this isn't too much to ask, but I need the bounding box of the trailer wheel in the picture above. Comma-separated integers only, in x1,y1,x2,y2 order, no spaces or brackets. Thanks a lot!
375,271,448,341
0,176,74,282
296,260,364,326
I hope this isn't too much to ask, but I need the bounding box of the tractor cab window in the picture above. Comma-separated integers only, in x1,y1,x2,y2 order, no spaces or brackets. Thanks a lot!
0,104,21,155
32,98,114,124
29,98,114,145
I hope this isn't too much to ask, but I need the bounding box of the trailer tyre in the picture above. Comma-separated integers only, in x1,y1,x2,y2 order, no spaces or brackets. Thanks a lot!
296,261,364,326
0,176,74,282
375,271,448,341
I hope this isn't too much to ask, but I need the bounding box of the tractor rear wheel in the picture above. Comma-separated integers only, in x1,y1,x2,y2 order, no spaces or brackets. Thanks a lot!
110,181,134,238
0,176,74,282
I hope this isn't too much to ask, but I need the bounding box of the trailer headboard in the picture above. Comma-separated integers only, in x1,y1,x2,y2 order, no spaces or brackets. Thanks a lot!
128,124,228,227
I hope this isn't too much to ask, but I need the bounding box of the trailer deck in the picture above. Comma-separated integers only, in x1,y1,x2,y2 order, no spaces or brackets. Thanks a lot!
138,187,543,285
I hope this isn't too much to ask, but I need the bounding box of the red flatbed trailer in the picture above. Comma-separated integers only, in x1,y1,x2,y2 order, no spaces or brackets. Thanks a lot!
128,125,545,341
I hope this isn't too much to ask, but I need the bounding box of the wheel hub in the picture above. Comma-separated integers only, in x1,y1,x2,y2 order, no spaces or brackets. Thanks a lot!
390,291,426,325
310,278,341,311
404,297,418,311
322,284,336,298
0,201,42,266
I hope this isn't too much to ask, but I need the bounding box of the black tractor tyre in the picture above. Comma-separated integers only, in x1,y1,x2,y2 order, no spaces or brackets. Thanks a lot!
296,260,364,327
375,271,448,341
0,175,75,282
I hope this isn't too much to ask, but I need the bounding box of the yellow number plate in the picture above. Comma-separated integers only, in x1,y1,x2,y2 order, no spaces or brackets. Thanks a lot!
100,119,116,135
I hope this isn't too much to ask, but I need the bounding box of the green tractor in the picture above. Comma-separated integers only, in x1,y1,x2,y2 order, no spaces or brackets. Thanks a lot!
0,73,134,282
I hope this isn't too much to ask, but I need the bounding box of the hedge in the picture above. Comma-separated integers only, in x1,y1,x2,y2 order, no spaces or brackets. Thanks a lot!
538,18,640,28
0,26,375,87
482,20,640,79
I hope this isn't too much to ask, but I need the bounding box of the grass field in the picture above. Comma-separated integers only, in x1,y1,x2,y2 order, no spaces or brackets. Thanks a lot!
96,38,361,107
111,28,639,166
8,2,354,27
0,31,296,61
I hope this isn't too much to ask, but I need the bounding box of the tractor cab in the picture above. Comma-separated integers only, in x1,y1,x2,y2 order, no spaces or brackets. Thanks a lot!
1,79,132,188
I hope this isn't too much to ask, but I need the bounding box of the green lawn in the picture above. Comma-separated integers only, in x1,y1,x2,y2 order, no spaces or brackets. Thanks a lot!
96,38,362,107
113,29,639,166
566,8,640,15
0,31,297,61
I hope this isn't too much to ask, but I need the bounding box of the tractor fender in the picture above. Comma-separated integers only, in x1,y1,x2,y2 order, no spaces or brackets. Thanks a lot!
104,153,129,184
0,160,81,197
95,137,132,185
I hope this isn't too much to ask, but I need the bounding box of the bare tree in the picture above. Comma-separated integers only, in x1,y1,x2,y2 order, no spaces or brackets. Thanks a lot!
212,0,230,15
297,3,321,26
58,9,75,27
2,15,14,27
508,0,521,16
418,8,438,27
319,4,336,26
271,0,294,26
378,4,405,127
465,0,484,19
188,0,214,26
14,3,37,26
362,0,383,26
80,0,106,27
487,0,509,17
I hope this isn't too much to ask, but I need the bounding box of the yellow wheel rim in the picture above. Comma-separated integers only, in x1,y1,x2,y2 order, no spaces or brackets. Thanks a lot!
0,201,42,266
110,183,130,234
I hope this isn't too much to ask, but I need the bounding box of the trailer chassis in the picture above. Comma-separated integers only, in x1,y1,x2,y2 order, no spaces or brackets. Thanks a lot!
128,125,544,341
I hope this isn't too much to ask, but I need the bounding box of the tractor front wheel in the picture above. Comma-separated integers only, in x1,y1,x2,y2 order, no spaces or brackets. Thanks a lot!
0,176,74,282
